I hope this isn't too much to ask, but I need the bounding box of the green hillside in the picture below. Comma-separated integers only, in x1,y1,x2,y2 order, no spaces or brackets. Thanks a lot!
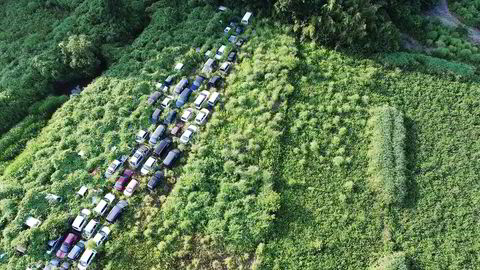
1,1,480,270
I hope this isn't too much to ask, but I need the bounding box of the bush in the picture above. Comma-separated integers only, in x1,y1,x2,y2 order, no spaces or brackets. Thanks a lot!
369,252,408,270
366,105,406,206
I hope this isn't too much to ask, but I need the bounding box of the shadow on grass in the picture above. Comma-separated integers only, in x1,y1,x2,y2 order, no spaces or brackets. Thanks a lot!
403,116,419,209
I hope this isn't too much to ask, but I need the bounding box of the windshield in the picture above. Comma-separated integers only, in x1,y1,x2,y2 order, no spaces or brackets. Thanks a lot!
60,243,69,252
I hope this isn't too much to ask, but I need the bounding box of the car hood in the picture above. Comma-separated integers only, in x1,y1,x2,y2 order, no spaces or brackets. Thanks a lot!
56,249,67,259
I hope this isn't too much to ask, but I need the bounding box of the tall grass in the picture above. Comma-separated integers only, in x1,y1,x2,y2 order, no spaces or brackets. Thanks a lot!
366,105,406,206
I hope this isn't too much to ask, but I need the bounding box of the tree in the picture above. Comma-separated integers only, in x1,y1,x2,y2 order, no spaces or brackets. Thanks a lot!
59,35,101,76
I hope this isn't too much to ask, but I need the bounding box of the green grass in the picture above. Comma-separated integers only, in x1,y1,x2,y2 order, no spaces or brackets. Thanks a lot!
1,2,480,270
257,43,480,269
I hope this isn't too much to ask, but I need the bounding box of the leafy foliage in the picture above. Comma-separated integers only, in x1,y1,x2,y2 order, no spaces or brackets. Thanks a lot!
1,1,480,270
450,0,480,28
369,252,409,270
366,105,407,206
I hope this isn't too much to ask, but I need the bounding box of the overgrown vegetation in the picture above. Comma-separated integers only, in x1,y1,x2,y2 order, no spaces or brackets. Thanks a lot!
366,105,407,206
0,95,68,174
369,252,409,270
0,0,151,135
1,0,480,270
450,0,480,27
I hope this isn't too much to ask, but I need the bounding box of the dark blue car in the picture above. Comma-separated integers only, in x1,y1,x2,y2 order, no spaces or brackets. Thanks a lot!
191,75,205,91
175,88,192,108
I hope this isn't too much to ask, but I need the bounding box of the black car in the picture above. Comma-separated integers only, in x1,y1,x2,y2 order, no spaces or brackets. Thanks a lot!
227,51,237,62
164,75,175,86
67,240,85,260
163,149,181,168
164,110,177,125
46,235,63,255
153,138,172,156
208,76,221,89
236,38,245,47
106,200,128,224
235,26,243,34
191,75,205,91
148,171,165,191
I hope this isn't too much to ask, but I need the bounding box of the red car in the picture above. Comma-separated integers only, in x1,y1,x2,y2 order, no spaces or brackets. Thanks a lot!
56,233,78,259
114,170,134,191
114,176,129,191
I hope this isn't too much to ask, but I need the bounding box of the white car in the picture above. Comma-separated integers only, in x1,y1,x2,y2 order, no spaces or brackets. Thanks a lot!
82,219,100,239
161,96,174,109
215,45,226,60
78,249,96,270
140,157,156,175
195,109,210,125
93,226,111,246
181,108,194,122
194,91,210,109
180,125,198,144
104,160,121,178
155,83,169,93
72,209,91,232
124,179,139,197
24,216,42,229
93,193,115,216
135,130,149,144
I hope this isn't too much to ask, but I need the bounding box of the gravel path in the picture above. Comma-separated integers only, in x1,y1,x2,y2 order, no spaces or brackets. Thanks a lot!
426,0,480,43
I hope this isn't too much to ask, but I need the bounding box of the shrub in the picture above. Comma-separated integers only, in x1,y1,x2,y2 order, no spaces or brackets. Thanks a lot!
366,105,406,206
369,252,408,270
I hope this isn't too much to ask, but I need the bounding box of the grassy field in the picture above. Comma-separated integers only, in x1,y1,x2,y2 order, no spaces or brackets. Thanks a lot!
259,44,480,269
1,1,480,270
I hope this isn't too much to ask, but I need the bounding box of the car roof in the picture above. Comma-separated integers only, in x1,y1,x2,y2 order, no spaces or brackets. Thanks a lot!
72,216,85,227
94,200,107,211
117,200,128,208
24,217,41,228
101,226,111,234
81,249,95,259
112,160,121,165
153,125,165,134
145,157,156,166
65,233,77,242
104,193,115,202
85,220,98,230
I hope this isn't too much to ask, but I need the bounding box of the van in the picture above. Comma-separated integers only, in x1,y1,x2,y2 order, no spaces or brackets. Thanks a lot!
106,200,128,224
219,62,231,75
194,91,210,109
82,220,99,239
174,78,188,94
215,45,226,60
78,249,96,270
149,125,166,145
93,193,114,216
72,209,91,232
208,92,220,107
151,108,162,124
176,88,192,108
154,138,172,156
141,157,157,175
163,149,181,167
202,59,216,74
241,12,252,25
